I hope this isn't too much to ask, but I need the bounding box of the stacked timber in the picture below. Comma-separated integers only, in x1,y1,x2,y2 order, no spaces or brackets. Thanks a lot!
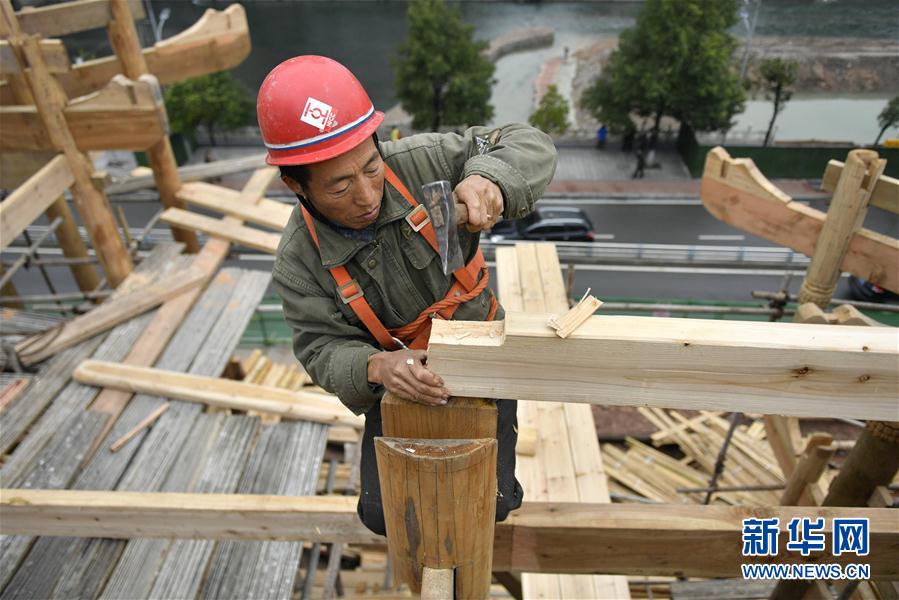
602,408,839,507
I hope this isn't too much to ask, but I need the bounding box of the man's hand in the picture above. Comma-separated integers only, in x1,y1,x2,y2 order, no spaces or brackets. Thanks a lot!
367,349,449,405
453,174,503,233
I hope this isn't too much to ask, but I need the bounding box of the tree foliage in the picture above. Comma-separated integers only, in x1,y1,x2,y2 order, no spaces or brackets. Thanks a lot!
874,95,899,146
393,0,495,131
581,0,745,136
164,71,254,145
529,85,570,136
754,57,798,147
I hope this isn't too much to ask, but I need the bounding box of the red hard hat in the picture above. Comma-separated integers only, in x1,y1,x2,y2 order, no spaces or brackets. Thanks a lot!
257,55,384,166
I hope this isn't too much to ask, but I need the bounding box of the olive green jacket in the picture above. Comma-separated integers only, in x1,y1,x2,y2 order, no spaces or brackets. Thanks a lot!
272,124,557,415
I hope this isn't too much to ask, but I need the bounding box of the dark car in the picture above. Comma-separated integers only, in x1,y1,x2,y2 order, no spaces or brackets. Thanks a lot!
847,276,899,304
488,206,596,242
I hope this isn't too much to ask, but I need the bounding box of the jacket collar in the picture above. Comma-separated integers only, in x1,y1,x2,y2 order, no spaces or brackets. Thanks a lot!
306,180,414,269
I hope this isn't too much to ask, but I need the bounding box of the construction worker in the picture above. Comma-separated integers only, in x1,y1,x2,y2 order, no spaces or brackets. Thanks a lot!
258,55,557,535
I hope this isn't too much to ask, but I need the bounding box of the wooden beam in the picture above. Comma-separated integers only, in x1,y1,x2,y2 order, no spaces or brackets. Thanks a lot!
427,313,899,421
0,39,69,74
822,159,899,215
176,181,292,230
74,359,364,429
14,266,204,366
0,74,167,151
0,154,72,249
700,146,899,293
14,0,144,37
2,490,896,578
54,5,250,100
160,208,281,253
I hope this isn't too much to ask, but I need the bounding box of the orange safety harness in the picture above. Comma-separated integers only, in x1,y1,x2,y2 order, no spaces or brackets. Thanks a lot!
300,164,497,351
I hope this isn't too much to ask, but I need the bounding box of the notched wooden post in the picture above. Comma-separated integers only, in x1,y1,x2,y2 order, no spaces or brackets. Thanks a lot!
376,392,498,599
375,437,497,599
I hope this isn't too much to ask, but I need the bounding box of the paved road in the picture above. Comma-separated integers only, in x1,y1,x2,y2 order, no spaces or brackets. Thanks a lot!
7,192,897,305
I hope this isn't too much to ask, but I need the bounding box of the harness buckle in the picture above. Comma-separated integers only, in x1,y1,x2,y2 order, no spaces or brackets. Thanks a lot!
337,280,364,304
405,204,431,232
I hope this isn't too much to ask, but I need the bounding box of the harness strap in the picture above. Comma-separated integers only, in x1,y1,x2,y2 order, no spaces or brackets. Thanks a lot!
300,165,495,350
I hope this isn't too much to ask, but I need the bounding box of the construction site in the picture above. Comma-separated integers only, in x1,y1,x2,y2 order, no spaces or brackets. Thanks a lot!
0,1,897,599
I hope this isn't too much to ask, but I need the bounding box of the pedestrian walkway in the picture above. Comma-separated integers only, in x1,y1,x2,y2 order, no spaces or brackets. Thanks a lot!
553,145,691,181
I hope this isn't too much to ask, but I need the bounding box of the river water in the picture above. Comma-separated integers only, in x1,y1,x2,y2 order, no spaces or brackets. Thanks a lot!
68,1,899,142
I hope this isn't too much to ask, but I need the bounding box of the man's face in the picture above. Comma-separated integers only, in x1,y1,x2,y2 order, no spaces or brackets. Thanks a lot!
283,138,385,230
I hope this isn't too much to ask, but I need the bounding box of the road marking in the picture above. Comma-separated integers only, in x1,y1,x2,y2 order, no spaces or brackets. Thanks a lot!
593,234,615,240
698,234,745,241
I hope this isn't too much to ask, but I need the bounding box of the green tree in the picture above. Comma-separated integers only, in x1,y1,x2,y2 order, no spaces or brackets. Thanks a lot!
529,85,570,136
873,95,899,146
164,71,253,145
581,0,745,137
393,0,495,131
755,58,798,147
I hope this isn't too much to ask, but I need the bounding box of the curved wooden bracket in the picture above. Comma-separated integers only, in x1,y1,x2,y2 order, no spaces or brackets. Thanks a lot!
699,146,898,293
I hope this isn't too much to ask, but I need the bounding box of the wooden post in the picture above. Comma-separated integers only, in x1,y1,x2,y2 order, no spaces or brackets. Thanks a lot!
45,196,101,292
377,393,498,599
375,437,497,599
770,149,896,600
106,0,199,252
779,433,834,506
798,149,885,309
0,264,23,309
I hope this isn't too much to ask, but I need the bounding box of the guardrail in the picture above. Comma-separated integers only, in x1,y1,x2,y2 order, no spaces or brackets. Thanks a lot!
479,241,811,269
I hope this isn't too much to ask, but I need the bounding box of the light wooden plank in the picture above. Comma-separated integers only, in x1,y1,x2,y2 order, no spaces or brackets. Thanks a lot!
822,159,899,215
15,0,145,37
0,154,72,250
2,490,897,578
15,266,205,366
239,166,279,202
504,242,627,599
75,360,363,429
495,246,523,312
428,313,899,421
701,147,899,293
0,39,69,74
176,181,292,230
160,208,281,254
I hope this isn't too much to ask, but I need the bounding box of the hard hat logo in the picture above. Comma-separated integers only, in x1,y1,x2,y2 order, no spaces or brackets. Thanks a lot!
301,97,338,133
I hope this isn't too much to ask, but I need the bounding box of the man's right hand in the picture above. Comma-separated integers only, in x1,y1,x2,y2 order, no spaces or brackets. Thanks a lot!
367,349,449,406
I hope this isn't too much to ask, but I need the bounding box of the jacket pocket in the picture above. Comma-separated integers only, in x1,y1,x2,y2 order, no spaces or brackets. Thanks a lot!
399,221,438,270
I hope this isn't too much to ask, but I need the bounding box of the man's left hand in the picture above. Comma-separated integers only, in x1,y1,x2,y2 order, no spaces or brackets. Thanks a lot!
453,175,503,233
